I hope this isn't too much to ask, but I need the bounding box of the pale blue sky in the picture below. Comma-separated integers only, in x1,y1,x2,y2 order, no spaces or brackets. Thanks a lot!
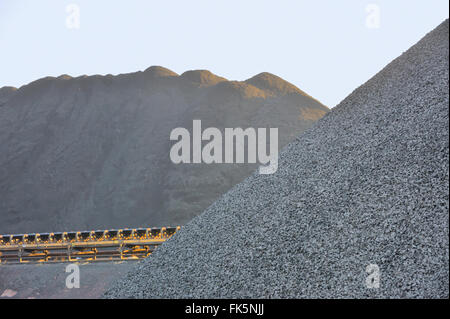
0,0,448,107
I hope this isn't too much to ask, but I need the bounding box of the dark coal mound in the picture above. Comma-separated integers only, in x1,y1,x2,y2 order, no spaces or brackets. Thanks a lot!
0,68,327,234
105,20,449,298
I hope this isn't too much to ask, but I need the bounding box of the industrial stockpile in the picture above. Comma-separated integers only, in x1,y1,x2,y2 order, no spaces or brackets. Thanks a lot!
105,20,449,299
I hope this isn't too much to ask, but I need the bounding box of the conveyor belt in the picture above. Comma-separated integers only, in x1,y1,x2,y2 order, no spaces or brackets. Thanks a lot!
0,226,180,264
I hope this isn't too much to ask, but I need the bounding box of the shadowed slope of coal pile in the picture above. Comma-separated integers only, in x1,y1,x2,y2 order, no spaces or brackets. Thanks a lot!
0,67,327,234
105,20,449,299
0,87,17,105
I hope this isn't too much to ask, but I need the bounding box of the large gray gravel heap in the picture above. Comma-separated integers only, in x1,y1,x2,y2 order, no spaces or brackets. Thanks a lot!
105,20,449,299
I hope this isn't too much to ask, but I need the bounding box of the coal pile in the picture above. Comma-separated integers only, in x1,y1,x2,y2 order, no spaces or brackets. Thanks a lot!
0,68,327,234
105,20,449,298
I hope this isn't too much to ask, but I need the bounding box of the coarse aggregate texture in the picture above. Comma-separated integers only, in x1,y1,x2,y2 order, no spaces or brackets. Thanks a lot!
104,20,449,299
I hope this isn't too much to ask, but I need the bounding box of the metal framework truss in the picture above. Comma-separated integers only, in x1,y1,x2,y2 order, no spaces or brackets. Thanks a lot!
0,226,180,264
